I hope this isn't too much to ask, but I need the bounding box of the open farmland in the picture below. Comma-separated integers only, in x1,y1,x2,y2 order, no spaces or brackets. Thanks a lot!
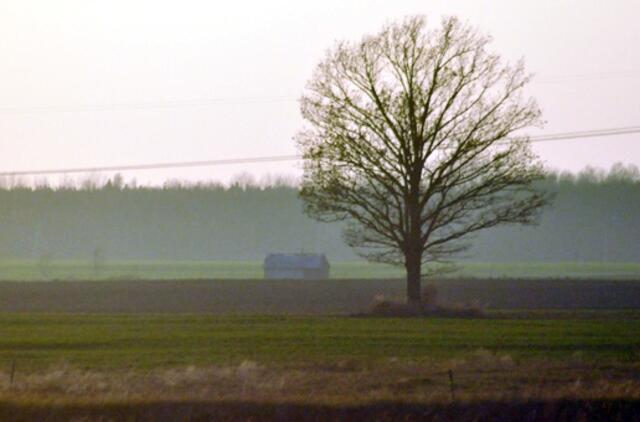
2,278,640,313
2,259,640,281
1,276,639,420
2,264,640,419
0,313,639,420
1,313,639,370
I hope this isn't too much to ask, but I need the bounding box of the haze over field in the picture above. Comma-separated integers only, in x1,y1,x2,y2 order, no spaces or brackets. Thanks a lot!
1,169,639,265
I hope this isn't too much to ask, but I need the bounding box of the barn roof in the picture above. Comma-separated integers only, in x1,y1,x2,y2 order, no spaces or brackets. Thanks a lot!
264,253,329,270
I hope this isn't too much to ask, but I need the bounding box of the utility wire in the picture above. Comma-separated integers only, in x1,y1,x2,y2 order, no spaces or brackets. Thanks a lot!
527,126,640,142
0,155,301,177
1,126,639,177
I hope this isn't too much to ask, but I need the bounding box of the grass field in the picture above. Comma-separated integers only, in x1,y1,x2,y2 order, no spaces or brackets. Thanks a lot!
0,313,639,420
1,272,640,419
1,313,638,371
2,259,640,281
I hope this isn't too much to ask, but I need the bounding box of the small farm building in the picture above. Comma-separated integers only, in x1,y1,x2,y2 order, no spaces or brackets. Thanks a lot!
263,253,330,280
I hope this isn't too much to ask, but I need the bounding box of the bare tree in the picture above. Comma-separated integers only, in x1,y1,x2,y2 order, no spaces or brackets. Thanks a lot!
297,16,550,305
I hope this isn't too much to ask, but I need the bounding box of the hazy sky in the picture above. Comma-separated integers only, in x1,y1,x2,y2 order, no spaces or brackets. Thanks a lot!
1,1,639,185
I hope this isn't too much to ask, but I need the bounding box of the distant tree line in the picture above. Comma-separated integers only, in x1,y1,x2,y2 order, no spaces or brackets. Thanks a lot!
0,165,638,263
470,164,640,262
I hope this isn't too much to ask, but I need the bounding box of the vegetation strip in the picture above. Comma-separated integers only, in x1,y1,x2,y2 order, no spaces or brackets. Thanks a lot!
0,314,638,371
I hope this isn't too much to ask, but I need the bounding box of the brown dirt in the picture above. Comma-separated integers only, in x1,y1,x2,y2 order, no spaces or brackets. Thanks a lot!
1,278,640,314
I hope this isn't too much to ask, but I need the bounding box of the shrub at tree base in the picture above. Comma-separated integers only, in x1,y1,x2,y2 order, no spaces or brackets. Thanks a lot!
360,285,483,317
361,298,484,318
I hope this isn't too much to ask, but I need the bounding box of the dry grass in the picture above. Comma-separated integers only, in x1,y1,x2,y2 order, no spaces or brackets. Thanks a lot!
0,311,637,419
1,358,639,420
1,357,639,405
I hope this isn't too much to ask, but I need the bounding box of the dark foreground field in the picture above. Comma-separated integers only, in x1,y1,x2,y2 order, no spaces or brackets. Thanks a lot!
0,313,639,420
2,278,640,313
2,279,639,420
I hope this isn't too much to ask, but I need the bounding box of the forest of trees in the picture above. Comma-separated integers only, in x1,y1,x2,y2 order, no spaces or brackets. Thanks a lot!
0,165,639,263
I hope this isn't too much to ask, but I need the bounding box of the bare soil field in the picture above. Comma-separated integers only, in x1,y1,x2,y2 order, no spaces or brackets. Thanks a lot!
1,278,640,314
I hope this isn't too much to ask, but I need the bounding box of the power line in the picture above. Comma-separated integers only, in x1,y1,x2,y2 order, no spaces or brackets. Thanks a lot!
528,126,640,142
1,125,639,177
0,155,301,177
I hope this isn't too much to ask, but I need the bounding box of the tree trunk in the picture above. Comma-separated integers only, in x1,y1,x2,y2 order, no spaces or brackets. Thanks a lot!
405,249,422,305
406,170,423,305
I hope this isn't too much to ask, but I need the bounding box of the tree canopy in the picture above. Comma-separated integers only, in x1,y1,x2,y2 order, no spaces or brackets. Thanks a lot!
297,16,550,304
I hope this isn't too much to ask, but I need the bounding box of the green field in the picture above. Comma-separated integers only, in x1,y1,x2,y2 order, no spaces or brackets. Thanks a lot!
1,313,638,371
2,259,640,281
1,313,639,419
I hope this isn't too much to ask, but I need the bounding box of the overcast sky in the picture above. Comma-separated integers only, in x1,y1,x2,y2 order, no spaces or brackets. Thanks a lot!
0,0,639,186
